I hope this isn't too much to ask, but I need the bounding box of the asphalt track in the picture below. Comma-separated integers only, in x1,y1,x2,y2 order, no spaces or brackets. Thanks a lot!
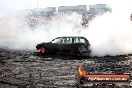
0,49,132,88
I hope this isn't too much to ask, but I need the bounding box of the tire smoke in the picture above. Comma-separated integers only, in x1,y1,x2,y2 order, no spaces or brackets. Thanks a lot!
0,0,132,56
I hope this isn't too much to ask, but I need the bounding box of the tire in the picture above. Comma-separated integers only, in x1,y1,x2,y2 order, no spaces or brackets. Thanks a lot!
73,49,80,55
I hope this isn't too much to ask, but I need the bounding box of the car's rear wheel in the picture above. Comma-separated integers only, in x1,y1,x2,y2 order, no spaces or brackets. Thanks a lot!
73,49,81,55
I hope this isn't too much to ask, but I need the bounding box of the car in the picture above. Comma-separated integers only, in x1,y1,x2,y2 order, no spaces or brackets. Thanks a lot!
36,36,91,56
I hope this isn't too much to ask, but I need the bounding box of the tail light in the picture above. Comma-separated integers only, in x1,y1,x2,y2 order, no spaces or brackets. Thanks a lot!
39,47,45,53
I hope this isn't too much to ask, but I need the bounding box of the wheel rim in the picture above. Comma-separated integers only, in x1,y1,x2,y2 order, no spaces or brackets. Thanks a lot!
73,49,80,55
40,47,45,53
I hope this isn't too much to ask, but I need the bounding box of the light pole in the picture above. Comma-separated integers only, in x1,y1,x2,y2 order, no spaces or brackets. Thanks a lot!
37,0,39,17
37,0,38,9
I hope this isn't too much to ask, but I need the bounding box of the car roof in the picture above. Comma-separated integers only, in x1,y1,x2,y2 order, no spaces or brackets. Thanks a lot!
56,36,86,38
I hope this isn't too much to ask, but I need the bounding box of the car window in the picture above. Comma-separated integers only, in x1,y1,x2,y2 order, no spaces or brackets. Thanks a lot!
80,38,85,43
52,37,85,44
73,37,85,43
51,38,63,43
61,38,72,44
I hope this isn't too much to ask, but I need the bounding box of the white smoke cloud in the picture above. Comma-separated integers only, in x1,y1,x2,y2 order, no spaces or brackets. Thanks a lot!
83,1,132,56
0,13,82,50
81,12,132,56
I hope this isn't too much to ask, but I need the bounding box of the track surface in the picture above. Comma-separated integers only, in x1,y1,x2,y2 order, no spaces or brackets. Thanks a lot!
0,49,132,88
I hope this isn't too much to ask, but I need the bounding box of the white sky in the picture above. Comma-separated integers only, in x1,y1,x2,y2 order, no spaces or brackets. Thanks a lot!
0,0,132,17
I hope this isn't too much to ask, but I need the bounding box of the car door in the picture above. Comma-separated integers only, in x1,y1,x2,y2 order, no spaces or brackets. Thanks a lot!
54,37,67,53
60,37,73,53
50,37,63,53
71,37,86,54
